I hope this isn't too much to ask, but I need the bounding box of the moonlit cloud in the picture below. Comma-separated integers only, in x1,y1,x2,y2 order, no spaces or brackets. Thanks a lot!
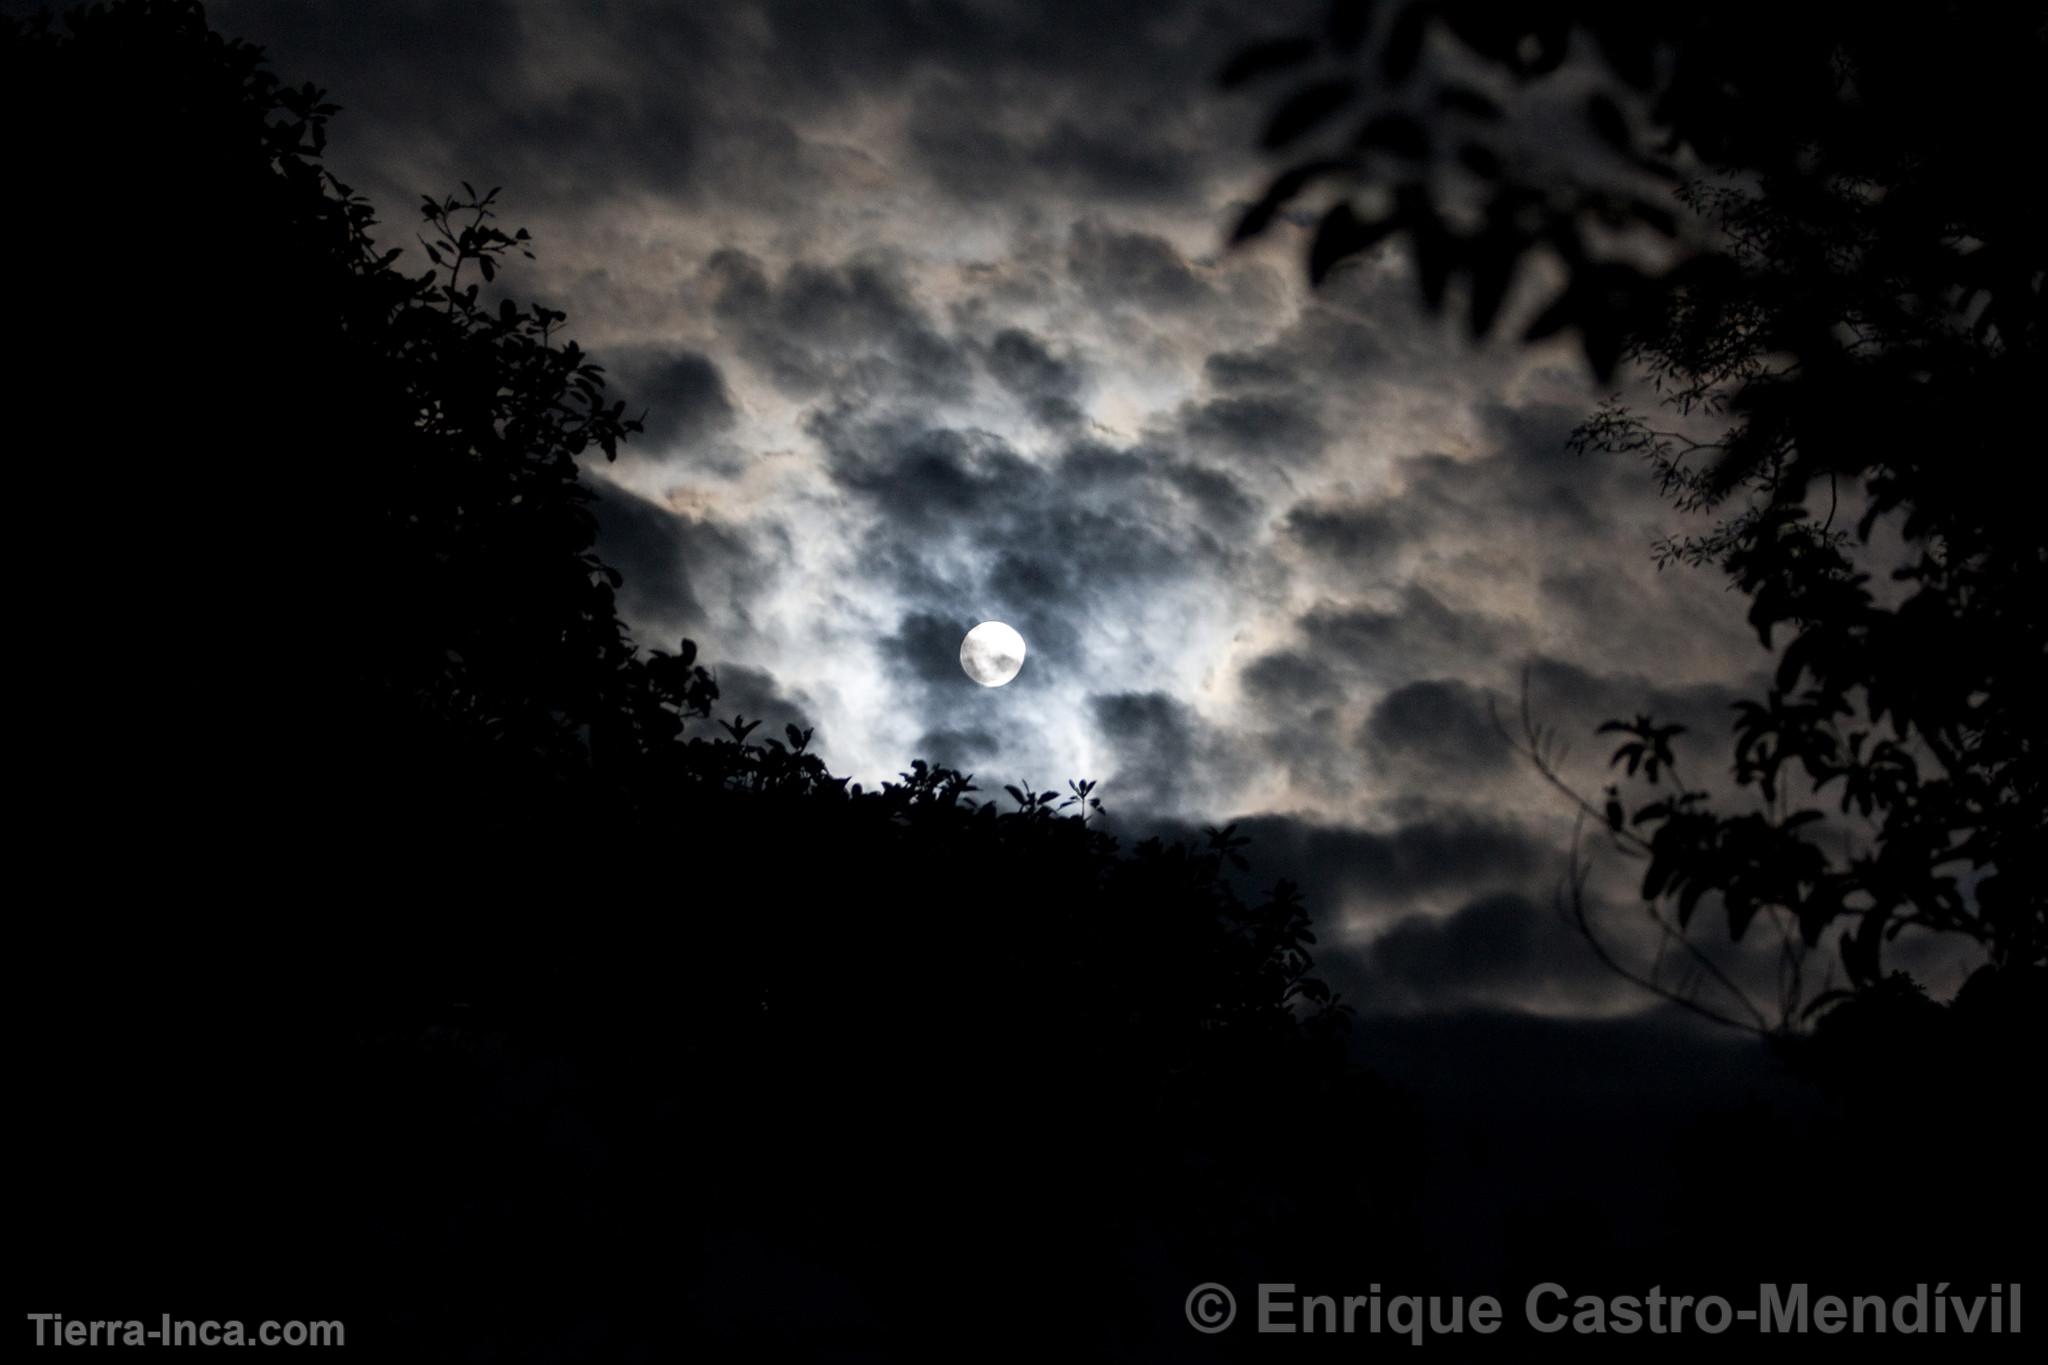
209,0,1787,1016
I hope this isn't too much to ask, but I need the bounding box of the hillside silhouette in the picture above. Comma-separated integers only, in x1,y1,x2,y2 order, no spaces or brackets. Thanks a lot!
9,3,2042,1359
7,5,1404,1355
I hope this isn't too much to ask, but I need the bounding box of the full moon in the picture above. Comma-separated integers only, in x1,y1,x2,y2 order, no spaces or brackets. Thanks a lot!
960,621,1026,687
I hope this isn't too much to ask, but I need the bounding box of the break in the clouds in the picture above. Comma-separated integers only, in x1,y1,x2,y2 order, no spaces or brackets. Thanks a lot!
209,0,1782,1018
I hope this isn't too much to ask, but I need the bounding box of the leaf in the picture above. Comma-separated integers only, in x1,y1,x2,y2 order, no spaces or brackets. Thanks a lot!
1456,141,1503,179
1354,111,1427,159
1438,84,1503,121
1232,158,1353,243
1413,220,1455,309
1630,197,1678,236
1592,25,1658,90
1381,2,1431,84
1218,36,1318,88
1522,284,1578,341
1262,79,1359,149
1586,93,1630,154
1328,0,1376,52
1467,239,1518,337
1309,201,1393,283
1581,313,1625,383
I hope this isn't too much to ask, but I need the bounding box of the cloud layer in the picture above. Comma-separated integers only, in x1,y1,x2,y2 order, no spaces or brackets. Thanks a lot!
208,0,1788,1017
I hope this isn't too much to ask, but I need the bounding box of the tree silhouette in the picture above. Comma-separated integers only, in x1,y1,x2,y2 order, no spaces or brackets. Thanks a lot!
1228,2,2044,381
7,0,744,908
8,5,1403,1354
1231,1,2046,1026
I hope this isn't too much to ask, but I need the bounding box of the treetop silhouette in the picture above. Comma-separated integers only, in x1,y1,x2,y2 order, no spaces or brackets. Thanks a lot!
1231,0,2046,1026
11,13,1387,1351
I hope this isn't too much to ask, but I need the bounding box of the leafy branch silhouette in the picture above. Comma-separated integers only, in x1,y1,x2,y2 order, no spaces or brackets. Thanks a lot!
1234,0,2045,1026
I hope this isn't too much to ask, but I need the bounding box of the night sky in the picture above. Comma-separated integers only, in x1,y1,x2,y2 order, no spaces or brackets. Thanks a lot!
11,3,2040,1358
179,0,1992,1022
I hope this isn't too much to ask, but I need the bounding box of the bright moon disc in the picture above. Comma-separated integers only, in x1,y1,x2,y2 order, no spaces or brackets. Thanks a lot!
960,621,1026,687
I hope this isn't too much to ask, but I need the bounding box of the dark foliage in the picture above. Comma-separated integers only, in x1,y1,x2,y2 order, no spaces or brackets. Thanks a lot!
9,4,2041,1357
1240,11,2046,1306
8,0,717,890
1237,2,2046,1021
1568,161,2046,1011
1229,2,2044,382
8,4,1403,1355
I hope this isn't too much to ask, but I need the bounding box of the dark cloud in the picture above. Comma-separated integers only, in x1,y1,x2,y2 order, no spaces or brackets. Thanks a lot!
982,327,1085,428
1477,398,1593,478
1054,442,1149,485
1372,893,1573,995
216,0,721,210
214,0,1312,218
1028,117,1192,200
210,0,522,182
989,501,1210,605
1090,691,1248,815
913,726,998,771
1204,346,1296,391
1305,398,1625,557
471,82,706,202
709,661,816,737
1251,706,1358,799
1250,396,1629,597
902,90,1023,201
1467,400,1616,533
1362,678,1511,776
805,0,1289,208
1065,221,1215,313
586,473,755,642
1124,807,1554,929
1113,803,1574,1012
1520,654,1752,771
708,251,972,402
885,610,977,689
1057,444,1263,533
907,92,1195,204
819,419,1041,532
1180,392,1327,466
1164,461,1264,531
1242,810,1550,915
1284,498,1405,566
1357,888,1709,1016
1240,650,1341,709
1302,586,1524,677
610,348,737,454
1203,308,1390,391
